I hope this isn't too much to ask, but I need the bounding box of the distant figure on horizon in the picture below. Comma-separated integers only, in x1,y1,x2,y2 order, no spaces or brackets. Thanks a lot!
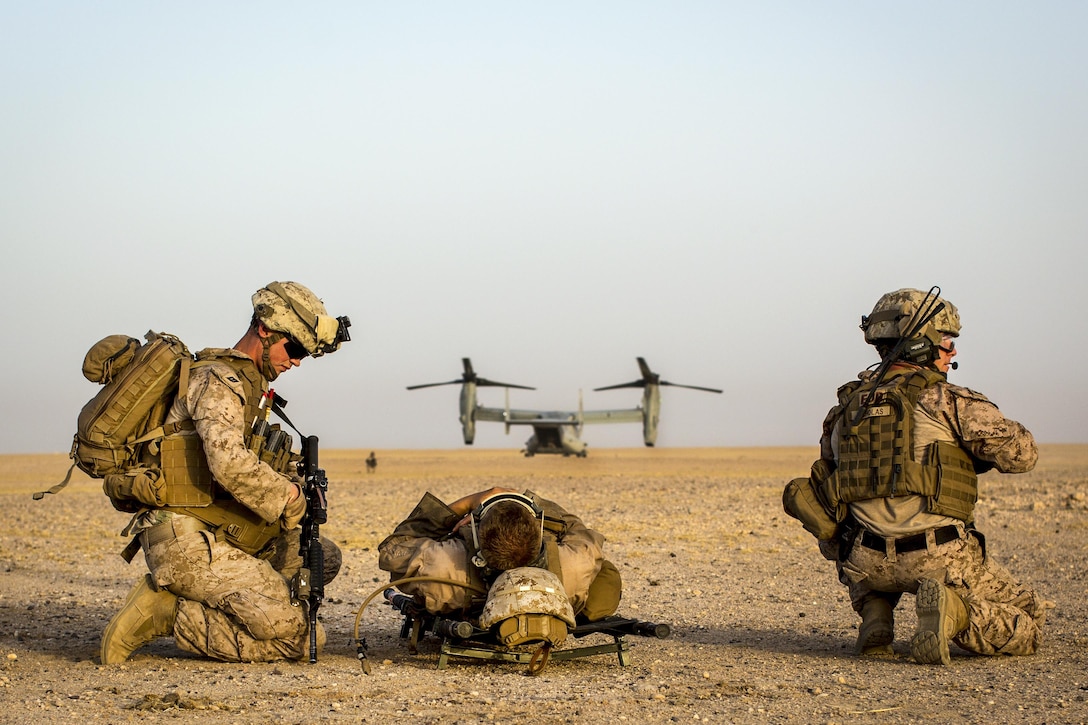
784,287,1050,665
366,451,377,473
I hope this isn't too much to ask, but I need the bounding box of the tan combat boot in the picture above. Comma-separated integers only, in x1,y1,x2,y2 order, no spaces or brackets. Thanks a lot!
100,574,178,664
910,578,968,665
855,598,894,655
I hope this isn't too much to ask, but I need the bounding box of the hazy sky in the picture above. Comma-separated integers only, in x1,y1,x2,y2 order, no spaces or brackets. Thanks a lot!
2,2,1085,455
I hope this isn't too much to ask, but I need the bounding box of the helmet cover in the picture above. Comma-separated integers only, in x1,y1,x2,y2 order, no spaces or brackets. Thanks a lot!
479,567,576,646
861,288,961,345
251,281,346,357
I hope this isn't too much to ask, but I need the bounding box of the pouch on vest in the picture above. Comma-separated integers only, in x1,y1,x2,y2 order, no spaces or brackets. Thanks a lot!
102,468,165,513
783,477,840,540
928,441,978,523
582,559,623,621
782,459,843,541
177,498,282,556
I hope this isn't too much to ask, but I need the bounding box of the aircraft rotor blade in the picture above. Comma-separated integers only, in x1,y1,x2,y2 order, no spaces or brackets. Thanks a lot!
408,358,534,391
476,378,535,390
593,380,646,392
406,380,465,390
659,380,723,394
595,357,721,393
594,356,656,390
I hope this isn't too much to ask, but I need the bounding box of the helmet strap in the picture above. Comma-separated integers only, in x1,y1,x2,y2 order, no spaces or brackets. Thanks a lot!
259,330,286,381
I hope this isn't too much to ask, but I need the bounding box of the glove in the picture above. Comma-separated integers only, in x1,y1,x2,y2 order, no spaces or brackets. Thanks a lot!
281,484,307,531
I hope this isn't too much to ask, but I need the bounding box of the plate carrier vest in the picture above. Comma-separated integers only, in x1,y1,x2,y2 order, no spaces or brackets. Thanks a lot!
145,350,298,556
823,368,978,524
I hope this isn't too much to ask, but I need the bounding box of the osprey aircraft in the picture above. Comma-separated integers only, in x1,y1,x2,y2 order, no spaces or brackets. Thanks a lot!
407,357,722,457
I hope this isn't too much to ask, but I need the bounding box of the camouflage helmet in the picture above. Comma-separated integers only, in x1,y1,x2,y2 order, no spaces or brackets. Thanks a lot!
861,288,961,345
478,567,576,647
251,281,348,357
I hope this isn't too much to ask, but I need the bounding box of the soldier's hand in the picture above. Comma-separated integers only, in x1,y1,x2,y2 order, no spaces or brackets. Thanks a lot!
281,483,307,531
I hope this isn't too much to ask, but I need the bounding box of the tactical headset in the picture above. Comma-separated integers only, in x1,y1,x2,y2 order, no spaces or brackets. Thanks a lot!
902,333,940,367
467,492,546,573
901,331,959,370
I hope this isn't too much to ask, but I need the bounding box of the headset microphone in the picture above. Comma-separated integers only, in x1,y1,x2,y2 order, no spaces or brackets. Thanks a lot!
950,362,959,370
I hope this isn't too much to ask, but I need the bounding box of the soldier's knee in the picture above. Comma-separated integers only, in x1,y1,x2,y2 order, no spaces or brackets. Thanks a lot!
320,537,342,585
221,591,306,641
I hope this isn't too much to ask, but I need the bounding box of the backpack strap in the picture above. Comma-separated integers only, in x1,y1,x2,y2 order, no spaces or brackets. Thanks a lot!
32,460,77,500
128,419,196,454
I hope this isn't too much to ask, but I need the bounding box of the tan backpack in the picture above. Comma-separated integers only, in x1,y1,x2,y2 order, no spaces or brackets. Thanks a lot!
35,331,194,507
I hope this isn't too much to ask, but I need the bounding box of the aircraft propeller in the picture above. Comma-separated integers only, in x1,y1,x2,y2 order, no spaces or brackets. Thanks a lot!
406,357,536,391
593,357,723,394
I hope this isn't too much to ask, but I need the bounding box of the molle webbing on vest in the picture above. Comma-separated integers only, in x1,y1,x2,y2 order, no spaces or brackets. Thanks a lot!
832,371,937,498
826,369,978,523
155,353,293,554
929,440,978,522
157,434,214,506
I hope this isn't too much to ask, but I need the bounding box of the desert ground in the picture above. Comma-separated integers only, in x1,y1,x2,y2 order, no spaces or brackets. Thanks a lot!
1,445,1086,724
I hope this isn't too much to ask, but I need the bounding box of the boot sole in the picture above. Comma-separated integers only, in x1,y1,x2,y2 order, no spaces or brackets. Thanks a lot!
911,579,951,665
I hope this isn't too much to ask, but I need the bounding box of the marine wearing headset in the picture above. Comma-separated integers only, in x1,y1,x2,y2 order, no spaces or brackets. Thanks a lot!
789,287,1050,665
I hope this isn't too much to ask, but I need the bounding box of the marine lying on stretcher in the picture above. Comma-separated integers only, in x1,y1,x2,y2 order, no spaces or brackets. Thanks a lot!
354,487,669,673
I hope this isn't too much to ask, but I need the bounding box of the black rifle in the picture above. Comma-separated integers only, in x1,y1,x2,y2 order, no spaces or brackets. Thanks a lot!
384,589,479,640
571,616,671,639
294,435,328,663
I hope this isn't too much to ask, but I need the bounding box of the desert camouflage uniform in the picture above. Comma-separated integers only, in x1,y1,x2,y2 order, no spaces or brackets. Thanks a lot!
378,491,616,618
133,350,340,661
819,365,1050,656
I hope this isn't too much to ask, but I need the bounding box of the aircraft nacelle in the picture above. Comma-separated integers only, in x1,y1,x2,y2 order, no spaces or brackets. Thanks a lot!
459,382,477,444
642,384,660,446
